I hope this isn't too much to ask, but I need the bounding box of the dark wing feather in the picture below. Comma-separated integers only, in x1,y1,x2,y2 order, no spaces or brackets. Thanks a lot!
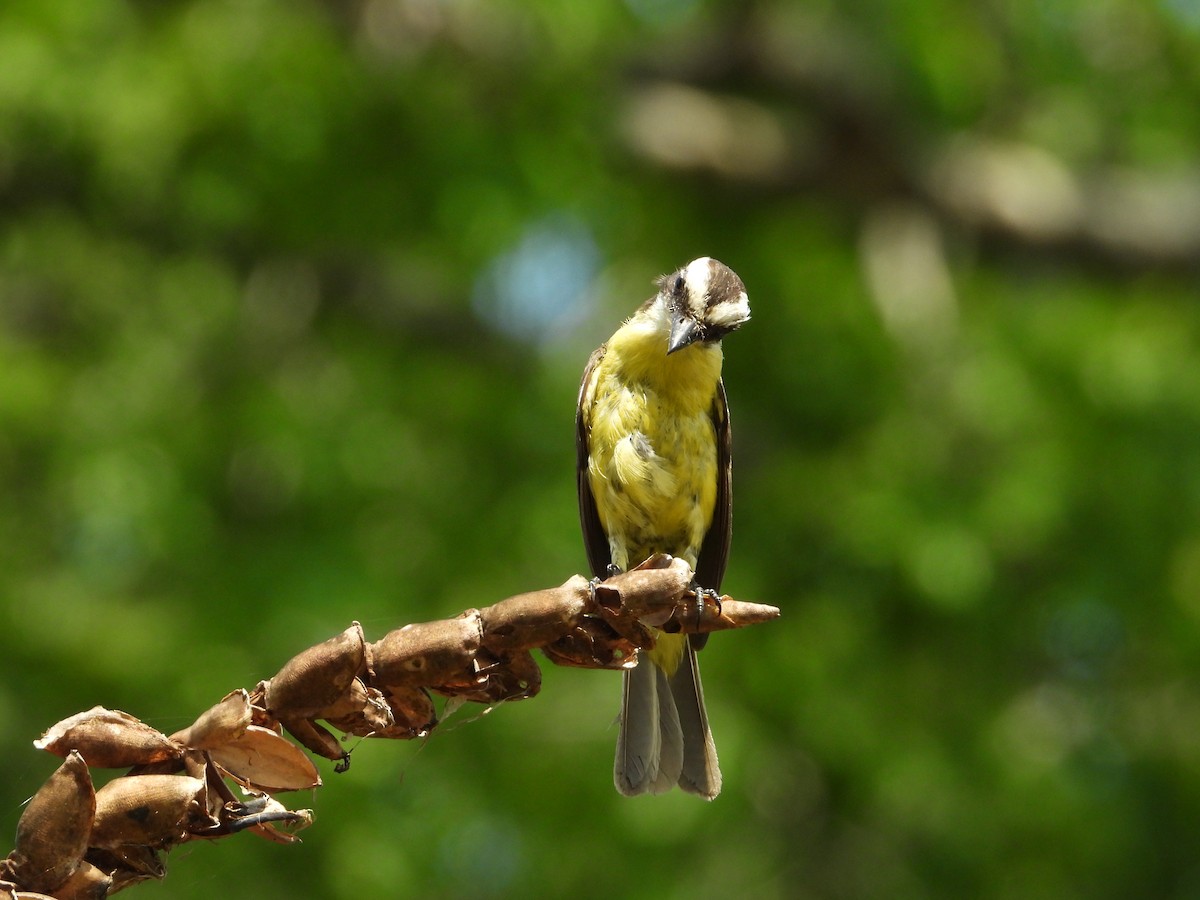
577,344,611,579
690,378,732,650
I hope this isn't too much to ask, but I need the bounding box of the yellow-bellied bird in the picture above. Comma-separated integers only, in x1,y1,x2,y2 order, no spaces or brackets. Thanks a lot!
577,257,750,798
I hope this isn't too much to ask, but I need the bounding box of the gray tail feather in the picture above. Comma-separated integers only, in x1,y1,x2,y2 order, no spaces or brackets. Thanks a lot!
614,647,720,798
669,641,722,799
650,664,683,793
614,654,681,795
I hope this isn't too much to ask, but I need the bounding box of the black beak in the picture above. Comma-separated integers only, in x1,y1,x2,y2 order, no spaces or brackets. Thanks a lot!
667,313,700,354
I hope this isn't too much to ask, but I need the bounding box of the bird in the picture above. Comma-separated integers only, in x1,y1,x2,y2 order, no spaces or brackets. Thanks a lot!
576,256,750,798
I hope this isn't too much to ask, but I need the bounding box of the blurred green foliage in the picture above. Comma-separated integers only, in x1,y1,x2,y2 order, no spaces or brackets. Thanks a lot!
4,0,1200,897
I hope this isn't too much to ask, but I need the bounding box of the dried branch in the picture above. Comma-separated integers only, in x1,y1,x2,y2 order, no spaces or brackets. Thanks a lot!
0,555,778,898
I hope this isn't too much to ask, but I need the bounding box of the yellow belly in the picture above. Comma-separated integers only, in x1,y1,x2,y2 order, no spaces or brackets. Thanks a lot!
585,358,721,676
587,398,717,572
582,310,725,675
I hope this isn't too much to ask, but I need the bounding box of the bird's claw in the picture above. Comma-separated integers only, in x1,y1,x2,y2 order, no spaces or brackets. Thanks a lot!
692,584,723,627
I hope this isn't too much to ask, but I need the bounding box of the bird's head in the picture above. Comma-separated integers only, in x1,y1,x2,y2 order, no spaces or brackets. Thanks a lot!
658,257,751,355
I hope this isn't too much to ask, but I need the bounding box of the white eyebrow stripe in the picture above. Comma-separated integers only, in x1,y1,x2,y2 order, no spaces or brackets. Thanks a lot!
683,257,712,316
708,292,751,328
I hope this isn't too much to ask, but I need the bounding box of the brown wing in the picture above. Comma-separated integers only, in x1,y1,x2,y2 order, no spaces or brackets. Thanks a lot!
690,378,732,650
577,344,611,579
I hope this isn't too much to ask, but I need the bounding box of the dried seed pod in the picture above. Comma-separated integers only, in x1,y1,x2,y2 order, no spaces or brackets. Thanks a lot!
358,688,395,732
209,725,322,792
34,707,180,769
90,775,208,850
371,610,482,688
430,649,541,703
265,624,366,718
481,649,542,700
322,679,395,736
169,690,252,751
43,860,111,900
662,594,782,634
351,686,437,739
180,749,213,785
597,555,694,632
542,619,643,670
381,685,437,733
277,716,347,765
8,751,94,895
309,677,377,721
478,581,588,653
85,846,164,888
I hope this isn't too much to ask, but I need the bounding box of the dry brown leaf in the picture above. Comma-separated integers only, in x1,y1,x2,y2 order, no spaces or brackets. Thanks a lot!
42,860,111,900
370,611,482,688
210,725,322,792
169,690,252,751
7,751,94,895
90,775,208,850
265,624,366,718
34,708,180,770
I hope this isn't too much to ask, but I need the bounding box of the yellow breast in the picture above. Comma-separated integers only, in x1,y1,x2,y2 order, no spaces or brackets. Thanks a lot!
582,308,724,573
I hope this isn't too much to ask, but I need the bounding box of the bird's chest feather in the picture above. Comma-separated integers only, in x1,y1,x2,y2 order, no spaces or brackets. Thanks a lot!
586,350,720,569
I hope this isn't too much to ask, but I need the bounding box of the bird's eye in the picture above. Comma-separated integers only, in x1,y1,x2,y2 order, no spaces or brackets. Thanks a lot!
673,274,685,293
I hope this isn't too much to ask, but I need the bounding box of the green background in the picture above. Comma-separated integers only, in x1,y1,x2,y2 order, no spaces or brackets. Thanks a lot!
4,1,1200,897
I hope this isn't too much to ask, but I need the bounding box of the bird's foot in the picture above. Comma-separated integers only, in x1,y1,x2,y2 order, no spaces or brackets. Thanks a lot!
588,565,624,603
692,584,723,627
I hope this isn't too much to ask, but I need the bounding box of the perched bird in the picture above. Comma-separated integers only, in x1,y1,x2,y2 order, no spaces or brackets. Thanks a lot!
576,257,750,798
